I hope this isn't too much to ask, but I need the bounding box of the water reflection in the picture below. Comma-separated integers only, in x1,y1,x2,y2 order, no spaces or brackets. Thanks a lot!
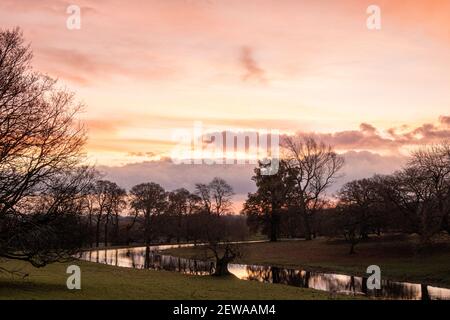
82,246,213,275
79,246,450,300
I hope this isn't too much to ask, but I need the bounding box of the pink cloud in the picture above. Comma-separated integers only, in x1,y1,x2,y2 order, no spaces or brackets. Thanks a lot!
97,150,408,211
292,116,450,152
240,46,266,83
439,116,450,127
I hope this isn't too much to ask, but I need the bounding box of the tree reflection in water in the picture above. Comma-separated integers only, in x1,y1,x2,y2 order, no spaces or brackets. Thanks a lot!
80,246,450,300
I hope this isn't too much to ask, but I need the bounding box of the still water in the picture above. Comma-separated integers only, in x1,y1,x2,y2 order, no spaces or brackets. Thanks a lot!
79,245,450,300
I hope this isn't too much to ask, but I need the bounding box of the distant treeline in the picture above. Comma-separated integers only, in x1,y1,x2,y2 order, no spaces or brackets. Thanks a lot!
81,177,248,248
244,141,450,252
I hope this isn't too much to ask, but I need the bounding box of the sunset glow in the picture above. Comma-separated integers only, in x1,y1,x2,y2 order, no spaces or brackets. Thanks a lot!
1,0,449,203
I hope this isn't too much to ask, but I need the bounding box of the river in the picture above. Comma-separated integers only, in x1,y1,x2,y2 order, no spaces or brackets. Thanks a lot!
79,244,450,300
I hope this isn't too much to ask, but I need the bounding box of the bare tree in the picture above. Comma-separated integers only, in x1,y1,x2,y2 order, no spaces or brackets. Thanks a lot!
409,142,450,235
92,180,110,247
209,177,234,216
168,188,190,243
193,214,245,276
80,183,97,248
197,178,241,275
195,183,212,214
0,28,90,267
106,182,127,246
282,136,344,240
195,178,234,216
0,29,86,218
187,193,202,214
382,143,450,246
124,207,140,246
93,180,127,247
335,177,385,254
185,193,202,242
1,167,95,268
338,178,384,240
130,182,167,246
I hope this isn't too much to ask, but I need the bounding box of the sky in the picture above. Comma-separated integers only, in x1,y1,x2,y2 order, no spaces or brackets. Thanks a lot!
1,0,449,210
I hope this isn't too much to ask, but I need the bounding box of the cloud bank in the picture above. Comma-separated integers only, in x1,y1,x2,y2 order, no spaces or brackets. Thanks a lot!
98,150,408,212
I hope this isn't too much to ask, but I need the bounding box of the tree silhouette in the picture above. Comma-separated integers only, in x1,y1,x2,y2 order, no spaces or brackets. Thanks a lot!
282,136,344,240
0,28,91,268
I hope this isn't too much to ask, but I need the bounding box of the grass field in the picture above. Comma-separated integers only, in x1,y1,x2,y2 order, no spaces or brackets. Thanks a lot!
0,259,348,300
166,235,450,288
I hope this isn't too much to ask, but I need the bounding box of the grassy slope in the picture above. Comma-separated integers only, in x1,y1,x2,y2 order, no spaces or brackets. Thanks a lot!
0,259,346,300
166,235,450,288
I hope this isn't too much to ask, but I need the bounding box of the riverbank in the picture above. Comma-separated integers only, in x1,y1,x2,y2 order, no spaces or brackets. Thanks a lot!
0,259,350,300
165,234,450,288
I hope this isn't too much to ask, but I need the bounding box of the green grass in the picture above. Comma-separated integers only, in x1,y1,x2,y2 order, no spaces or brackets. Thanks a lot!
0,259,349,300
166,235,450,288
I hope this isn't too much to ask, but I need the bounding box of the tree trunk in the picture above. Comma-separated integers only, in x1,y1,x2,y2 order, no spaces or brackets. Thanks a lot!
144,246,151,269
269,205,279,242
126,210,138,246
113,213,119,245
213,258,230,276
303,271,310,288
421,284,430,300
349,241,356,254
271,267,280,283
88,214,93,248
270,214,278,242
303,213,312,240
442,212,450,234
125,227,131,246
361,275,368,294
104,215,109,248
270,228,278,242
177,215,181,243
144,213,151,246
95,218,101,247
419,231,432,251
